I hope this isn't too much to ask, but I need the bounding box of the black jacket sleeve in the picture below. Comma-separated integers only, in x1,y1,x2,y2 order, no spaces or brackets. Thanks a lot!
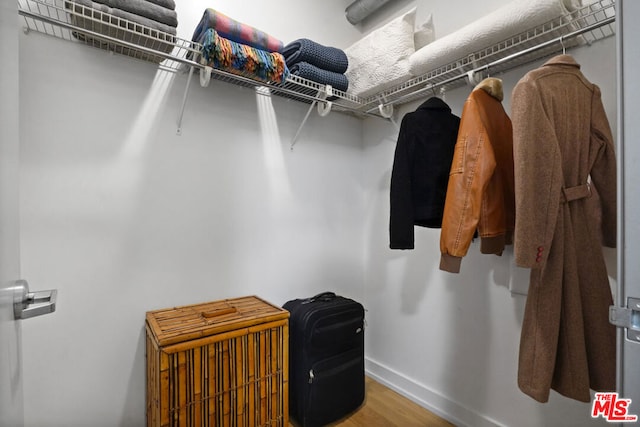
390,115,415,249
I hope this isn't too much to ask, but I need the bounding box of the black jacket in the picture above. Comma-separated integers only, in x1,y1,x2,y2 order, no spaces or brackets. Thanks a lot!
390,97,460,249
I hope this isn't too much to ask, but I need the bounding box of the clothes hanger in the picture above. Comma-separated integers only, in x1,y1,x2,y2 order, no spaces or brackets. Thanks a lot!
439,86,446,103
431,83,437,97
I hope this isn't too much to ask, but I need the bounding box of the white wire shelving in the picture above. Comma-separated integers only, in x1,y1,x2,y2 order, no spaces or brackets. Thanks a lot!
18,0,616,125
358,0,616,116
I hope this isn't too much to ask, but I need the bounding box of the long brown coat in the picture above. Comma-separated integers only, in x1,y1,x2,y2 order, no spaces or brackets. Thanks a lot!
511,55,616,403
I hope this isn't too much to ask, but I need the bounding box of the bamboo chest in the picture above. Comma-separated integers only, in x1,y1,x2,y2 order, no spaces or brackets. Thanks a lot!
145,296,289,427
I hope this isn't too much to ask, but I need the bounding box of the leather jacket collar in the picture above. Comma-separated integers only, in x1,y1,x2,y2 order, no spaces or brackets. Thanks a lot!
474,77,504,102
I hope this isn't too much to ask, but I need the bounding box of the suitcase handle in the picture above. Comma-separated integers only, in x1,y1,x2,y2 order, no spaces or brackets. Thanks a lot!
201,307,237,319
305,292,337,303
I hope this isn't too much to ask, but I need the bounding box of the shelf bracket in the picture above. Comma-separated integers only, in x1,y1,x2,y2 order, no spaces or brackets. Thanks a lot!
290,85,332,150
176,66,195,136
377,101,399,131
200,65,213,88
290,100,318,150
317,85,333,117
466,69,484,87
378,103,393,119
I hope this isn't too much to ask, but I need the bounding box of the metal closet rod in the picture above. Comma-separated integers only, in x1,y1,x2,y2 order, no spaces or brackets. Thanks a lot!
371,13,616,113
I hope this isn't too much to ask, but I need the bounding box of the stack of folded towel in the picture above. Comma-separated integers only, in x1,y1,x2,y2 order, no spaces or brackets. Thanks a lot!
66,0,178,62
281,39,349,93
191,9,289,85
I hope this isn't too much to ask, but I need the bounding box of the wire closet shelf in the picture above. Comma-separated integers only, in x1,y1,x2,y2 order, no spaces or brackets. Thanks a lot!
359,0,616,115
18,0,615,118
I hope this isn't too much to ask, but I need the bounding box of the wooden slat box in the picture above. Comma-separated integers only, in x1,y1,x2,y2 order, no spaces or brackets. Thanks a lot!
146,296,289,427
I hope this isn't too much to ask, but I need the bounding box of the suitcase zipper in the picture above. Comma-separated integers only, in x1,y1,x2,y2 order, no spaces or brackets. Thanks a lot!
308,350,362,385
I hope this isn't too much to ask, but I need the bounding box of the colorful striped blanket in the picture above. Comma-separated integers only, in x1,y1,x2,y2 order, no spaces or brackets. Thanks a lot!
192,8,283,53
201,29,289,85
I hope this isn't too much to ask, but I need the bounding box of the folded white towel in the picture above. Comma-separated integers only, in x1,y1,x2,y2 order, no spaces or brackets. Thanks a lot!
409,0,582,77
345,8,419,99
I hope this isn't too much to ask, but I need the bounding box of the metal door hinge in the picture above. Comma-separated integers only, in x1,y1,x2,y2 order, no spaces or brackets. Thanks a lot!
610,298,640,343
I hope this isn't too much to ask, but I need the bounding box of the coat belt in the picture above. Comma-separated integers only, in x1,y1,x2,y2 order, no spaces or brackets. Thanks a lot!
562,183,591,203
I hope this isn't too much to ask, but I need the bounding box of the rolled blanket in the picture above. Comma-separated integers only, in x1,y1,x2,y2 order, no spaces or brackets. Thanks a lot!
192,8,283,53
409,0,582,76
201,29,290,85
290,62,349,93
282,39,349,74
89,0,178,27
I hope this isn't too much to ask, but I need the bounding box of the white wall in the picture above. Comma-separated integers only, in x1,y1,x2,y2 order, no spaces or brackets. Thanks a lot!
16,1,619,426
18,2,365,426
1,2,24,426
618,0,640,408
361,1,618,425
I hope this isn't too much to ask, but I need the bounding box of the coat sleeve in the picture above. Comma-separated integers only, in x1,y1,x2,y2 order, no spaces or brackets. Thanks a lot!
589,85,617,248
439,95,496,273
389,115,415,249
512,80,563,268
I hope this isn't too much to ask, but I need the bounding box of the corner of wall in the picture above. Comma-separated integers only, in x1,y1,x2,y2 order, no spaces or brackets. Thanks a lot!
365,357,505,427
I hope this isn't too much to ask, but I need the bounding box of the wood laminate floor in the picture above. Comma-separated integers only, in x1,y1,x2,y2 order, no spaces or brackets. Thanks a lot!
290,376,455,427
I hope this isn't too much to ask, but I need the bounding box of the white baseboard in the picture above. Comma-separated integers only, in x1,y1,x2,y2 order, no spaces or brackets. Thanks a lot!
365,357,504,427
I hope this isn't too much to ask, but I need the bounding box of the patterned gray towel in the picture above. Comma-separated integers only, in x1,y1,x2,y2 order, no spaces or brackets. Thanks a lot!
145,0,175,11
90,0,178,27
282,39,348,74
68,0,176,35
290,62,349,93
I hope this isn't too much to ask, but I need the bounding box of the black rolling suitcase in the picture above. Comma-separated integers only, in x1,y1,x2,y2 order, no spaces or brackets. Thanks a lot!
284,292,365,427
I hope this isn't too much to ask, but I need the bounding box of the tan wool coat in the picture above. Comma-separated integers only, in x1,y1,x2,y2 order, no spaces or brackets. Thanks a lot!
511,55,617,403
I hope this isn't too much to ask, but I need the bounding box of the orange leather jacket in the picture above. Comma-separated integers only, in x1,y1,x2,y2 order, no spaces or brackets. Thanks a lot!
439,78,515,273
